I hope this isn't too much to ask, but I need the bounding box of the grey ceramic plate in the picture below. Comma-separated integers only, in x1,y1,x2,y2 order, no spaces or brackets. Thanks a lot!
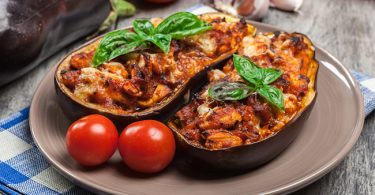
30,22,364,194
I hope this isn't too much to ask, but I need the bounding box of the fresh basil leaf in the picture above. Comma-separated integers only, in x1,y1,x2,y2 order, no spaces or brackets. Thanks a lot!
233,54,261,85
156,12,201,33
147,34,172,53
212,55,285,111
257,85,285,111
168,25,212,40
92,12,212,67
108,41,144,60
133,19,156,37
91,30,143,67
156,12,212,39
259,68,283,84
208,81,255,101
233,54,283,85
133,20,172,53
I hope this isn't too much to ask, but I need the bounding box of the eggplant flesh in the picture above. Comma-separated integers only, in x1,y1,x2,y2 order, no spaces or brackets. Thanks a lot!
168,95,316,171
168,32,319,171
0,0,111,86
54,12,318,171
169,103,315,171
54,13,254,128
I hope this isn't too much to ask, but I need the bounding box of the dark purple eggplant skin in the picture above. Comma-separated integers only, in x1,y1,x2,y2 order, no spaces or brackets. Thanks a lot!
0,0,111,86
55,61,227,129
168,97,316,171
55,58,230,129
168,73,318,171
167,30,319,171
54,29,232,130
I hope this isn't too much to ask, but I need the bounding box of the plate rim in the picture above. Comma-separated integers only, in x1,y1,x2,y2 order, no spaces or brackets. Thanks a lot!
29,21,365,195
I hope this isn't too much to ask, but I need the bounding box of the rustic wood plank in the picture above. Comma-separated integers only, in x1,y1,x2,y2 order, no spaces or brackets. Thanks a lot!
264,0,375,194
116,0,202,27
0,0,374,194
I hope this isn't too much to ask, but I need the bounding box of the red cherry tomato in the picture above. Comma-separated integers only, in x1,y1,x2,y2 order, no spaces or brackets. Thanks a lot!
118,120,175,173
66,114,118,166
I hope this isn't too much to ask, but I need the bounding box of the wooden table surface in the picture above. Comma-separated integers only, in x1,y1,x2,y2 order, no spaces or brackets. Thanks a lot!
1,0,374,194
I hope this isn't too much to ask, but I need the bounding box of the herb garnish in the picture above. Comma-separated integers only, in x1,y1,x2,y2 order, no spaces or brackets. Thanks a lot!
91,12,212,68
208,54,285,111
208,81,255,101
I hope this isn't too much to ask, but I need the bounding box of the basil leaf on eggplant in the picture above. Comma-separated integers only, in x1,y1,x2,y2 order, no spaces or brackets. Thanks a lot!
259,68,283,85
133,19,156,37
208,81,255,101
233,54,283,85
209,55,285,111
91,12,213,67
91,30,143,67
133,20,172,53
233,54,261,85
156,12,212,40
257,85,285,111
147,34,172,53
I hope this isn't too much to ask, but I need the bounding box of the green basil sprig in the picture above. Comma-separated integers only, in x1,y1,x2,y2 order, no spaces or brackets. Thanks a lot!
208,81,255,101
156,12,212,40
91,30,144,67
208,54,285,111
91,12,212,68
133,19,172,53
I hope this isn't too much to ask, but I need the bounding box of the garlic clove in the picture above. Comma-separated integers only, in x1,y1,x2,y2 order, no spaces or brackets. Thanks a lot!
249,0,270,20
270,0,303,12
213,0,240,16
212,0,270,20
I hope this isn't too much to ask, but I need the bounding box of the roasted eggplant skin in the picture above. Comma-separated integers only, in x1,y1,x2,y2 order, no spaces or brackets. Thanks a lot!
55,59,227,129
54,30,232,129
55,45,229,128
55,12,318,170
0,0,111,86
55,13,247,128
168,98,316,171
167,32,319,171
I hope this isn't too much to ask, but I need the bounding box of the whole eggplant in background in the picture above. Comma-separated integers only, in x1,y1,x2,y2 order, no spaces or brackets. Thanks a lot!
0,0,111,86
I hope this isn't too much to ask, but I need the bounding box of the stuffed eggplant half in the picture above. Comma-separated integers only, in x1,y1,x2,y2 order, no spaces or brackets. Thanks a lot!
55,13,255,126
168,32,318,170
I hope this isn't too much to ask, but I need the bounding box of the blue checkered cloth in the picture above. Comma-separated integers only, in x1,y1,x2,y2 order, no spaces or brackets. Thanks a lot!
0,108,88,194
1,4,375,194
0,72,373,194
351,71,375,115
0,108,90,195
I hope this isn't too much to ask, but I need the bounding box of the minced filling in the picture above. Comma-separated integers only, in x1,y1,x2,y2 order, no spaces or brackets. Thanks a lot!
174,32,317,150
60,15,255,113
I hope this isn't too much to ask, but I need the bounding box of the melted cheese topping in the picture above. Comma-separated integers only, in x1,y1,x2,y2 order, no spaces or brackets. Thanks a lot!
174,32,318,150
59,15,256,114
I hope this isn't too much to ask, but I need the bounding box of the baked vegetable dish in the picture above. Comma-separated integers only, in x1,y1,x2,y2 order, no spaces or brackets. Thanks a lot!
170,32,318,150
56,13,255,115
55,11,319,170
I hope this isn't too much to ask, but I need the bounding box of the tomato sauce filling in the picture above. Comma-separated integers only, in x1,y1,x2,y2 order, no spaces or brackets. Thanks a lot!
174,32,318,150
59,16,255,114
